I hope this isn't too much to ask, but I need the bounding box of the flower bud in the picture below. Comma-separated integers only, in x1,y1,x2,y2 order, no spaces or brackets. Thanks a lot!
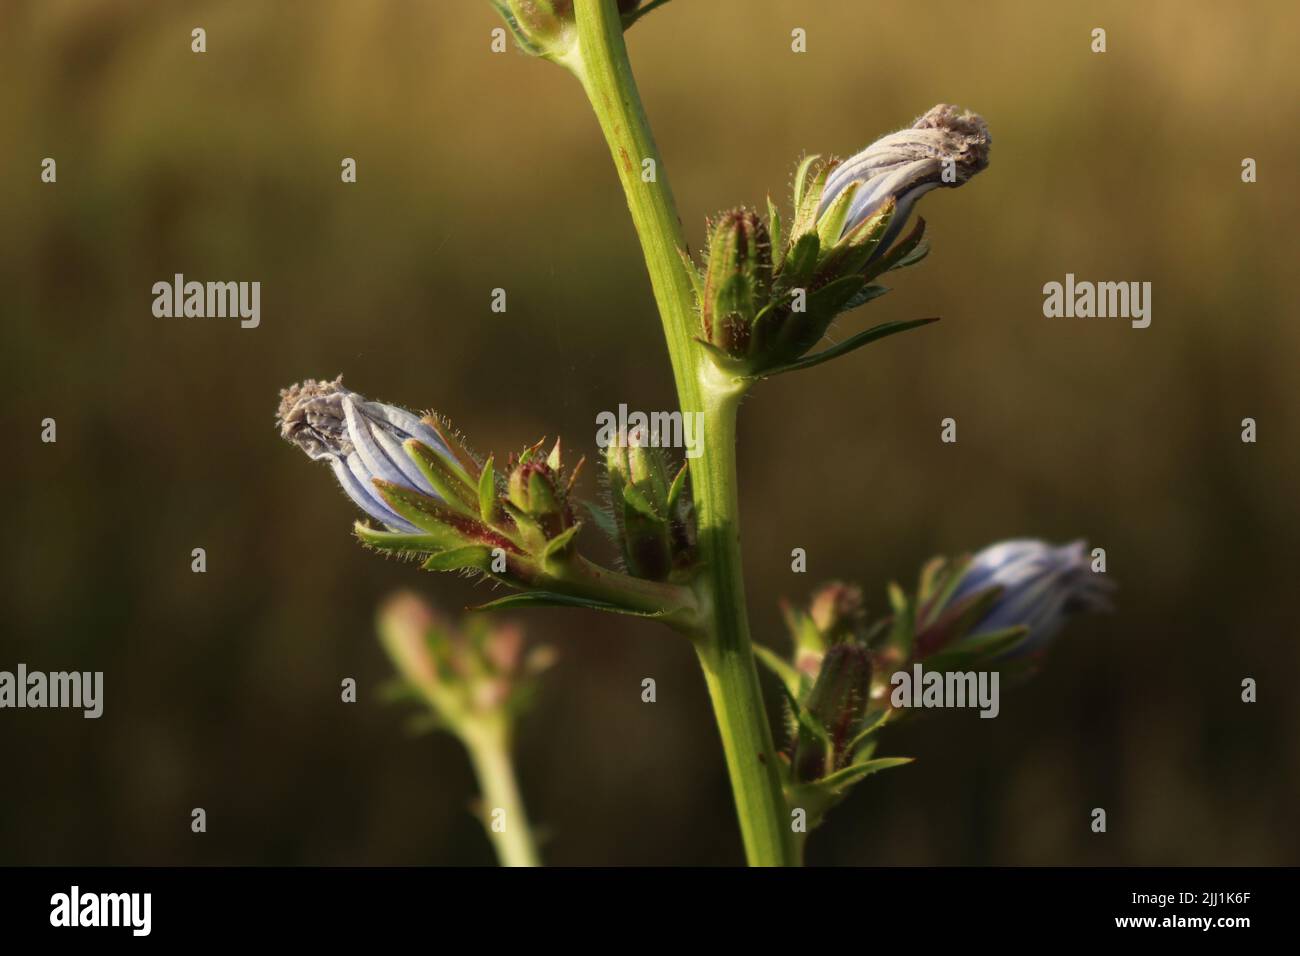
809,581,866,641
790,642,873,783
378,590,554,728
378,590,444,692
701,208,773,357
604,429,694,580
819,104,990,254
277,376,460,532
935,539,1113,657
506,442,574,541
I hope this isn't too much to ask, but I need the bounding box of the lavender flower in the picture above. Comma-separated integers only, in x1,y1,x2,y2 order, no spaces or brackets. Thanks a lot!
818,104,990,252
276,376,453,533
948,539,1113,652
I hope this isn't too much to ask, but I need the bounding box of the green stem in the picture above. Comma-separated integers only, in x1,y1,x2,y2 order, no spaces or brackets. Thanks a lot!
462,718,541,867
564,556,700,628
571,0,795,866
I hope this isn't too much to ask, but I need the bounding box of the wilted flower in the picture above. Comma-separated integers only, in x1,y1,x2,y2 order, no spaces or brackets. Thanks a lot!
276,376,458,533
818,104,990,253
946,539,1113,654
691,104,990,378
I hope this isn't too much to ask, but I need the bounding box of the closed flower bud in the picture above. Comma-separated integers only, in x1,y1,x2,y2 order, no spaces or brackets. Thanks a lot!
506,444,574,541
819,104,990,254
691,107,989,379
277,376,459,533
378,590,554,728
791,642,873,783
701,208,773,356
378,590,444,692
945,539,1113,654
604,429,693,580
278,376,531,581
809,581,866,641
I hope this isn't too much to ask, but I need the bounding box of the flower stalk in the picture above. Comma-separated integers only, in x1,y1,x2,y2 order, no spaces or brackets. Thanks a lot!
572,0,795,866
378,592,549,867
461,715,540,868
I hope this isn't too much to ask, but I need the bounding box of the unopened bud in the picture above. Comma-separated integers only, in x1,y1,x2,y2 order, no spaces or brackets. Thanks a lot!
791,642,873,782
701,209,773,355
809,581,866,641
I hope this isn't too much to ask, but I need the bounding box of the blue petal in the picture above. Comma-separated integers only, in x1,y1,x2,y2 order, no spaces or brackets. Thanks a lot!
343,397,417,493
370,424,438,497
330,455,419,532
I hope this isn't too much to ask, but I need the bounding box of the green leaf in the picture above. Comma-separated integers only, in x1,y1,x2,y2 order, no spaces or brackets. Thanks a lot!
693,336,751,374
541,522,582,562
421,546,494,572
714,272,758,323
844,708,893,755
924,626,1030,672
891,239,930,271
467,591,672,617
753,644,802,701
580,499,620,540
677,245,704,303
819,756,914,793
815,181,859,252
825,199,895,277
354,521,464,554
406,439,478,516
766,195,783,260
477,455,497,524
755,317,940,379
620,480,661,521
887,581,915,657
804,273,868,317
779,682,833,754
841,283,891,312
866,216,929,280
917,586,1004,656
789,155,837,247
622,0,673,29
781,232,821,286
917,556,950,604
791,153,821,211
920,555,973,628
665,461,689,512
373,480,482,541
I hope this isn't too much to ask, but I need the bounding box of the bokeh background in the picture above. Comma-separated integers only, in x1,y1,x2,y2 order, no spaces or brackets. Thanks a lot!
3,0,1297,865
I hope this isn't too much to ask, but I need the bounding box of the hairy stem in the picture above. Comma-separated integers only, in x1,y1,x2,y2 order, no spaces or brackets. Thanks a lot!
572,0,795,866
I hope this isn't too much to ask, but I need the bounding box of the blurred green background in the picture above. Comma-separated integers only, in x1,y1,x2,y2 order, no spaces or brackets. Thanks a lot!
3,0,1297,865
